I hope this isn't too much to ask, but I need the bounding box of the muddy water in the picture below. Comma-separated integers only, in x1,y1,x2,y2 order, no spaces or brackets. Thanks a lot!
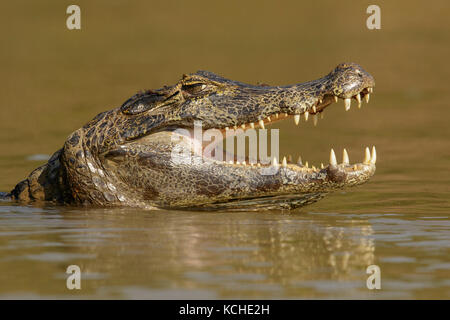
0,1,449,299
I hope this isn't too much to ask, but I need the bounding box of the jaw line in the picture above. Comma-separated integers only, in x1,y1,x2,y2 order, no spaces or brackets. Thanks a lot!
170,85,375,171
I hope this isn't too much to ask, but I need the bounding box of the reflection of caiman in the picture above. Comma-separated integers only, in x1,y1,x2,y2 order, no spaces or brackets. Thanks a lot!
5,63,376,210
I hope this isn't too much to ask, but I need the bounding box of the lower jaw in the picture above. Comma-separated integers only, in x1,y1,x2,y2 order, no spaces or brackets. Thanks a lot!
189,143,377,193
192,134,376,173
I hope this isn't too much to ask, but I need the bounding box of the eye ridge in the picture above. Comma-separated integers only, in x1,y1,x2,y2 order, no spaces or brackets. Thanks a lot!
182,83,208,95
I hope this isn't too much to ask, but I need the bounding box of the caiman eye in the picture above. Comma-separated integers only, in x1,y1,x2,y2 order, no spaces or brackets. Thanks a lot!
182,83,208,95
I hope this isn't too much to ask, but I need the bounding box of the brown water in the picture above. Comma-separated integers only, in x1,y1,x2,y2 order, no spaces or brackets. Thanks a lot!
0,1,449,299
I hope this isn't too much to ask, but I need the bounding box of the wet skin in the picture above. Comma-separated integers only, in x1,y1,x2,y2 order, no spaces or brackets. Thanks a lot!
8,63,376,210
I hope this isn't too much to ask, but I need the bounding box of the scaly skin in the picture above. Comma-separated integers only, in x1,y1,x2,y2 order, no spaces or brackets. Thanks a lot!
8,63,376,210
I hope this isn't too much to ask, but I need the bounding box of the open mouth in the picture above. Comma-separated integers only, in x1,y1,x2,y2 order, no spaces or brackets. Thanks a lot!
187,86,376,179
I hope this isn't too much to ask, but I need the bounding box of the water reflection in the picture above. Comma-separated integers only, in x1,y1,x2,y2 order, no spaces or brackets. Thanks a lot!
0,205,380,298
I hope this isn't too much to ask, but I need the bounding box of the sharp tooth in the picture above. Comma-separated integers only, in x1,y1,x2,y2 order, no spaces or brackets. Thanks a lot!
250,122,255,129
284,113,288,117
275,113,279,118
312,165,316,170
304,111,309,121
305,161,309,168
334,96,338,103
319,98,322,104
236,161,240,165
313,114,318,126
368,87,373,93
297,156,303,166
344,98,351,111
330,149,337,166
241,124,246,129
365,93,370,103
370,146,377,164
287,155,292,163
259,120,265,129
272,157,278,167
364,147,370,164
320,112,324,119
342,148,349,165
233,125,237,130
267,116,271,122
225,127,229,131
356,93,362,109
282,157,287,167
242,161,246,166
294,114,300,125
312,105,317,113
257,163,261,167
354,164,358,170
321,163,324,169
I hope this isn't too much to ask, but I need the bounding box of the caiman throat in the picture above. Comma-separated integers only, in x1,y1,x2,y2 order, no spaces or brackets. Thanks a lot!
7,62,376,210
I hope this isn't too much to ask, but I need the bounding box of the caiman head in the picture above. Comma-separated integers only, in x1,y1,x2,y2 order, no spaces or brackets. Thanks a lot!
12,63,376,210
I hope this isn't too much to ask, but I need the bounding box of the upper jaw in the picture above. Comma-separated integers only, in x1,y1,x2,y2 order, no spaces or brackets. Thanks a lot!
241,71,375,129
210,76,374,132
211,82,375,132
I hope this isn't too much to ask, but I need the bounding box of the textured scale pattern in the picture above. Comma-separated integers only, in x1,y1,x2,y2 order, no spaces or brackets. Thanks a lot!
9,63,376,210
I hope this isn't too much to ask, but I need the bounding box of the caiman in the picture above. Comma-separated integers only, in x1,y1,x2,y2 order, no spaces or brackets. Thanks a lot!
2,63,376,210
